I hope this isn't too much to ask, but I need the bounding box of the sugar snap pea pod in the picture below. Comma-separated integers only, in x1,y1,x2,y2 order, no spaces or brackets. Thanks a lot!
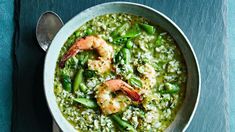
160,83,180,94
73,98,98,109
139,23,155,34
113,24,140,44
110,114,136,132
111,23,130,37
79,83,87,93
123,23,141,38
61,74,72,92
128,76,142,88
73,69,84,93
122,48,131,64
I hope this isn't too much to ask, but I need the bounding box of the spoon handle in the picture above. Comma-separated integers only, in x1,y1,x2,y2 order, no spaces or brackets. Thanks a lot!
52,121,61,132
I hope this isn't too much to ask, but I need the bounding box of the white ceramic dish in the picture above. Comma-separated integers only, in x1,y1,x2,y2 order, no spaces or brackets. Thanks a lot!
44,2,201,132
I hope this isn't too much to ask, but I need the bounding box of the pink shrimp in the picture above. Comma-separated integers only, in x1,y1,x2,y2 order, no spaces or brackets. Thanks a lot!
59,35,113,69
96,79,142,115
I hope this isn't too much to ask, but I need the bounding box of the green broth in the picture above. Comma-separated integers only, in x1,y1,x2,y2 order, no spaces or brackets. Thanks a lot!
54,13,187,132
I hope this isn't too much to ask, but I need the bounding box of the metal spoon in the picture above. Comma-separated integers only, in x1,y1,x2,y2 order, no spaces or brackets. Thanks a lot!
36,11,63,132
36,11,64,51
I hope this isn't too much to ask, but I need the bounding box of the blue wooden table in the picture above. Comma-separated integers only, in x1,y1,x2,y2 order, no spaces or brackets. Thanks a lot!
228,0,235,131
0,0,234,131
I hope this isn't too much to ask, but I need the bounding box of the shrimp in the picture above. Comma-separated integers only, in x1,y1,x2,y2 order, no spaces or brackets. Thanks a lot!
138,63,157,89
96,79,141,115
59,35,113,73
88,57,111,74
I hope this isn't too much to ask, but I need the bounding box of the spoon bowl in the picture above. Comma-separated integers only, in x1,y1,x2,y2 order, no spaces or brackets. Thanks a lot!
36,11,64,51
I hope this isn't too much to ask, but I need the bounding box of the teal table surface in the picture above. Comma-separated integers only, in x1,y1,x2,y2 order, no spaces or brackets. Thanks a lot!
0,0,14,131
0,0,234,131
228,0,235,131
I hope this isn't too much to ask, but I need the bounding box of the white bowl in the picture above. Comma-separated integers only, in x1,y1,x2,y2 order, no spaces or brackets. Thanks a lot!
44,2,201,132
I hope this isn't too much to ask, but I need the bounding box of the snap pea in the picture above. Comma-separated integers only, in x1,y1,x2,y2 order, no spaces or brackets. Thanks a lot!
126,40,134,49
114,48,131,64
139,23,155,34
73,69,84,93
123,23,141,38
159,83,180,94
112,24,140,44
122,48,131,64
128,77,142,88
111,23,130,38
110,114,136,132
79,83,87,93
73,98,98,109
61,74,72,92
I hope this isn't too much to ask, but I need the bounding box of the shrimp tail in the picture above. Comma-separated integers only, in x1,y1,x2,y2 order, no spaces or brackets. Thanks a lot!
121,87,141,102
59,60,66,68
59,53,71,68
59,49,79,68
59,41,82,68
104,79,142,102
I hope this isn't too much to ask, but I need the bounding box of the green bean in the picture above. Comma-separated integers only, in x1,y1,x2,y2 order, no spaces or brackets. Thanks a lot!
73,98,98,108
160,83,180,94
126,40,134,49
73,69,84,93
122,48,131,64
111,23,130,38
79,83,87,93
61,74,72,92
123,23,141,38
110,114,136,132
139,23,155,34
128,77,143,88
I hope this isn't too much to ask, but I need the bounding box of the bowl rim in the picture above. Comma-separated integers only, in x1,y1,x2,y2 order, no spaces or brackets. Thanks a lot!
44,1,201,131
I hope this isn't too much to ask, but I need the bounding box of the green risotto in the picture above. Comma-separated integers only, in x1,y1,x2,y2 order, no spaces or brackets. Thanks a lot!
54,13,187,131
